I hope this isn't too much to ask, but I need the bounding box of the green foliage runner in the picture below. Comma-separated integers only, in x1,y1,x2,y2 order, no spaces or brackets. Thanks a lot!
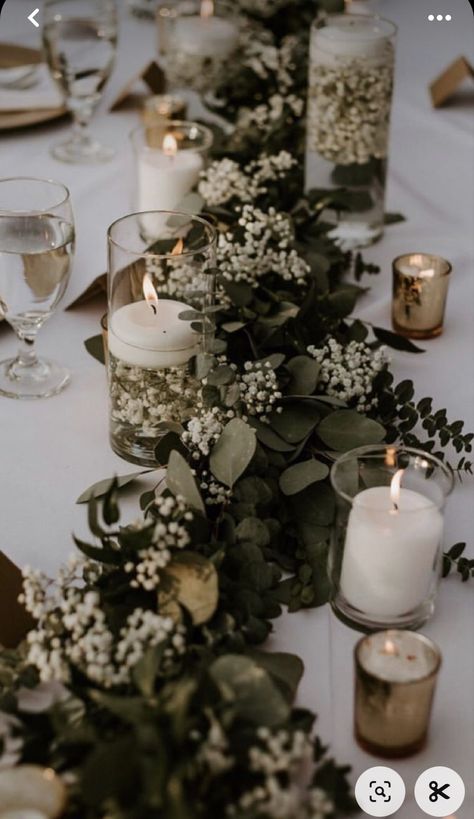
1,1,472,817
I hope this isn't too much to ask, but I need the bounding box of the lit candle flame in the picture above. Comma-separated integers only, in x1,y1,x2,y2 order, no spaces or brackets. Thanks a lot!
143,273,159,316
163,133,178,157
390,469,404,512
171,238,184,256
201,0,214,18
385,447,397,468
383,639,399,656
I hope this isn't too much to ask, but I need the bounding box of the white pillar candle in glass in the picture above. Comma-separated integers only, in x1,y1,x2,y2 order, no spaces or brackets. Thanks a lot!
173,0,239,57
109,274,199,369
340,469,444,617
137,133,203,214
312,15,390,63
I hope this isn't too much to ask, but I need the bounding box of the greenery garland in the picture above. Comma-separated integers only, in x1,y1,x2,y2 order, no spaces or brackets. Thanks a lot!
1,0,473,816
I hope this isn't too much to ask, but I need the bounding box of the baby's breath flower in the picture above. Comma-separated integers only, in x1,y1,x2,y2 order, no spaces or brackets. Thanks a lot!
124,495,192,591
218,204,309,287
239,360,282,421
198,151,297,208
308,338,387,411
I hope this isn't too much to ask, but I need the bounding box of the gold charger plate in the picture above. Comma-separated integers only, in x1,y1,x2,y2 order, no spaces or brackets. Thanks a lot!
0,43,68,130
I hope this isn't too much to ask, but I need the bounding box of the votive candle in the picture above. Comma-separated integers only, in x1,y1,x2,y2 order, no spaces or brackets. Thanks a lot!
354,630,441,758
392,252,452,339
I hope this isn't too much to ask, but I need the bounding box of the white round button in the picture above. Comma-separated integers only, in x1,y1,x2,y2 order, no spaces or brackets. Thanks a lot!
414,767,465,816
355,767,406,817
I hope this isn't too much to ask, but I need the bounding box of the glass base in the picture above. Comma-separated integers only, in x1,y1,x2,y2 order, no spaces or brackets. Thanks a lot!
51,137,115,165
0,356,70,399
391,319,444,340
355,729,428,760
331,596,435,634
110,427,164,467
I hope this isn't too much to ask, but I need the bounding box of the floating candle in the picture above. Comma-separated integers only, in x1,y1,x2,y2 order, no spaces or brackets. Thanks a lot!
108,274,199,369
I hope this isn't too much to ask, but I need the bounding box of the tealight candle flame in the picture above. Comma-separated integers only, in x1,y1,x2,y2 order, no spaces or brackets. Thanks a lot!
385,447,397,468
171,238,184,256
383,639,399,656
201,0,214,18
163,133,178,157
390,469,404,512
143,273,159,316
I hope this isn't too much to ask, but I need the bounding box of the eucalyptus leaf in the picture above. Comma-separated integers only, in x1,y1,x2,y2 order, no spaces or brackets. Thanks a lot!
163,551,218,625
84,335,105,365
317,410,386,450
373,325,425,353
155,432,188,466
77,471,153,504
209,655,290,726
286,356,320,396
210,418,256,488
250,418,296,452
167,451,205,513
269,404,320,444
279,459,329,496
245,650,304,702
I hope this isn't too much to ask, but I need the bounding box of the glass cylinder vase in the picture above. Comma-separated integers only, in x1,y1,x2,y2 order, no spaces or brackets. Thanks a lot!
107,211,217,466
329,445,453,632
158,0,240,96
306,14,397,248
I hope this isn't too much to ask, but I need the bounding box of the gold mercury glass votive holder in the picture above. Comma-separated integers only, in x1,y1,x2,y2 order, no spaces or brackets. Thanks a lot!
392,252,452,339
141,94,188,126
354,630,441,758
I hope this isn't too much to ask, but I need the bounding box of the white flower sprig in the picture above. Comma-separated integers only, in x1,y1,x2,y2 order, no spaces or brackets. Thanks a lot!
124,495,193,591
239,360,282,421
228,726,334,819
308,338,388,412
198,151,296,207
21,557,186,687
218,204,310,287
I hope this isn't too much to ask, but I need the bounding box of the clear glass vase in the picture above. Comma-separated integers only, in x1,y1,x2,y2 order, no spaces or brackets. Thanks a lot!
329,445,453,632
158,0,240,96
107,211,217,466
306,14,397,248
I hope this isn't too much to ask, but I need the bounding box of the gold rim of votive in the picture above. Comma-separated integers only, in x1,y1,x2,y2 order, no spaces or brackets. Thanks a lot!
393,252,452,279
355,629,442,685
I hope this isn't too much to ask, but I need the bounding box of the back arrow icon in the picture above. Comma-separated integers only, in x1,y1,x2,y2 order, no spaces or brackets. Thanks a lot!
28,8,40,28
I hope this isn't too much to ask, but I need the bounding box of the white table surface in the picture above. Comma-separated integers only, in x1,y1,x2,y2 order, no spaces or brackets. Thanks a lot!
1,1,473,816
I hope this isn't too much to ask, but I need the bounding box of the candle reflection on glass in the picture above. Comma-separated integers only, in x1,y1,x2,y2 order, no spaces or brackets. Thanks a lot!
392,252,452,339
354,630,442,758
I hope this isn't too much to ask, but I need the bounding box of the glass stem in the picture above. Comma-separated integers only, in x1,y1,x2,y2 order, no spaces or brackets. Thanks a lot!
70,99,94,148
16,329,38,369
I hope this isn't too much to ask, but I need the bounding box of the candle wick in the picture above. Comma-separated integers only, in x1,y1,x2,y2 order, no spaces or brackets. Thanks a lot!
150,304,157,315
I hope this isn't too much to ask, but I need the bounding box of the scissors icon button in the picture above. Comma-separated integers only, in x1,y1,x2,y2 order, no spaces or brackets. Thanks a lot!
415,767,465,816
429,781,450,802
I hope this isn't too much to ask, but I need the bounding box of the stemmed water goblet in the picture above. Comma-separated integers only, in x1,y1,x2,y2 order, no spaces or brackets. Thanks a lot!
43,0,118,164
0,178,75,399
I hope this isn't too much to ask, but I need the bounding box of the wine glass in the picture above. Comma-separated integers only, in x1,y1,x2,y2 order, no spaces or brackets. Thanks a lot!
43,0,118,164
0,178,75,399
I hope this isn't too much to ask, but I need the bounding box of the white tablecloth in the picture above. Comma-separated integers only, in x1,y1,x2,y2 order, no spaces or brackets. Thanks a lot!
1,1,473,815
